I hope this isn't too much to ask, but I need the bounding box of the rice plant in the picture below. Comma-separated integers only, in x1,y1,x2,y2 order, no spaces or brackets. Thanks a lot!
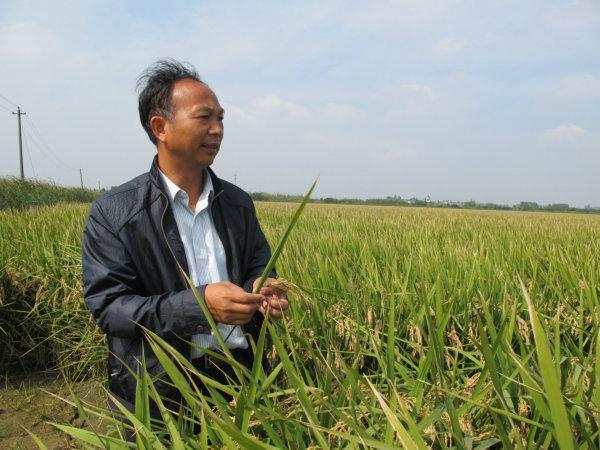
1,202,599,447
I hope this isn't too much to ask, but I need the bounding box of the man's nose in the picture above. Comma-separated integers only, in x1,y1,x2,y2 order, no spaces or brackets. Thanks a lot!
208,119,223,136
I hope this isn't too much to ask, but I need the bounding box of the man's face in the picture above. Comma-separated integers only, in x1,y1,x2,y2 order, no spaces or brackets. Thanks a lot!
160,79,224,168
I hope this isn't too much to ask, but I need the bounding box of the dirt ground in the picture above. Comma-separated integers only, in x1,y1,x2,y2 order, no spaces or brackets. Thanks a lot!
0,372,109,449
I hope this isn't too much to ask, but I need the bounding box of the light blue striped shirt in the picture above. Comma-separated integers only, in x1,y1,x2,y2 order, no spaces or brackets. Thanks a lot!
159,169,247,358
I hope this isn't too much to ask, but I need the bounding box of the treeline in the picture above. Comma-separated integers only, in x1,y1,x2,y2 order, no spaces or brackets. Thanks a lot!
1,178,596,215
0,177,100,210
250,192,600,214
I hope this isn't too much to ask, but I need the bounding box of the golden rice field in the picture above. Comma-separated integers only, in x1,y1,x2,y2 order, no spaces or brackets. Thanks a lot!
1,202,599,448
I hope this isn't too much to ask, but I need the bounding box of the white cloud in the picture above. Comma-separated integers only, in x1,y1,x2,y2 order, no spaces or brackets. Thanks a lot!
380,148,417,161
321,103,365,121
375,83,439,117
302,132,360,148
546,74,600,100
220,94,308,129
542,124,588,142
252,94,308,117
221,102,259,129
337,0,460,31
0,21,58,62
434,38,466,56
544,0,600,29
223,97,368,129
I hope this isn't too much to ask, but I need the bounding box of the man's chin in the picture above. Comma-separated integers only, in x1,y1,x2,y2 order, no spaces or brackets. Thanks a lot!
196,155,217,169
200,148,219,163
204,153,218,165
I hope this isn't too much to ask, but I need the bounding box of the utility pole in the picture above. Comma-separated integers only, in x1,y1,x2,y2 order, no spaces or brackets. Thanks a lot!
234,173,238,185
12,107,26,180
98,180,101,191
79,169,83,189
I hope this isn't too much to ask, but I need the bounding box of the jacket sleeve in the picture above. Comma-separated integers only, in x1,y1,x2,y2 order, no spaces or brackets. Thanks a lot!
242,202,276,293
82,202,211,339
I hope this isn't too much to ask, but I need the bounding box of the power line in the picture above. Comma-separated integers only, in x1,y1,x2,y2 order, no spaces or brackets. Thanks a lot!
22,126,71,173
3,100,86,186
0,93,19,108
23,116,77,171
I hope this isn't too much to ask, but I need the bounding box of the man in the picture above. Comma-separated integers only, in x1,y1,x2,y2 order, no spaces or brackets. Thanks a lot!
82,59,288,413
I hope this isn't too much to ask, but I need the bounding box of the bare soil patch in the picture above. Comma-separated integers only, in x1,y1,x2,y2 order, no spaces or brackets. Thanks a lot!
0,372,107,449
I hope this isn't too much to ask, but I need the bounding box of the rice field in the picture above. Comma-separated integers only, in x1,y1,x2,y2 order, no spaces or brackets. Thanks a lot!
1,202,599,448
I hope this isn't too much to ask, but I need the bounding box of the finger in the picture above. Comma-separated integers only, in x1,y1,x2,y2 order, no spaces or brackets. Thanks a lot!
262,277,277,286
268,297,289,311
267,306,288,320
259,286,286,297
237,303,262,314
231,292,266,305
223,311,260,325
253,277,276,292
269,308,286,319
219,302,260,317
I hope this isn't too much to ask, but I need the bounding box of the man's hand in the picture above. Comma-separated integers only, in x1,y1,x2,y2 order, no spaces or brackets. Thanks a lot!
253,277,289,320
204,281,266,325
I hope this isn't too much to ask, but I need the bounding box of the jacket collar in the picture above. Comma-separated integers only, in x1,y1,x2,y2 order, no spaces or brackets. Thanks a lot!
148,154,224,201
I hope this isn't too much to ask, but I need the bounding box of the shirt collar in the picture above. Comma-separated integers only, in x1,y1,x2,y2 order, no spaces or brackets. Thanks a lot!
159,169,214,208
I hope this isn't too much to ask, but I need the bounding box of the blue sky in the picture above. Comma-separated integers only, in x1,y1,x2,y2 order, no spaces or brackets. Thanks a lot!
0,0,598,206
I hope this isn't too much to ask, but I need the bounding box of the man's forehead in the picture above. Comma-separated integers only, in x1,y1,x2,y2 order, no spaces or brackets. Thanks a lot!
171,79,221,109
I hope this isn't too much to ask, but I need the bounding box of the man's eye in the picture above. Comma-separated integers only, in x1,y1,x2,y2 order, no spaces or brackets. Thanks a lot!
218,116,224,121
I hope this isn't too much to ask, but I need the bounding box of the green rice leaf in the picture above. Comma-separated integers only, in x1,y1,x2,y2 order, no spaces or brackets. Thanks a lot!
21,427,48,450
366,379,427,450
520,277,575,450
51,423,132,448
254,178,318,293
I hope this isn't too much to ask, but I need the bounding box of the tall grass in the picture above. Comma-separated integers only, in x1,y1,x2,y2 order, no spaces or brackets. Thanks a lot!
1,203,599,446
0,177,99,211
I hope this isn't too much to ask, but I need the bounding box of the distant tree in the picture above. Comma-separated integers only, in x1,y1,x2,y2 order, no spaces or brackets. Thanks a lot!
251,192,269,201
517,201,539,211
545,203,570,211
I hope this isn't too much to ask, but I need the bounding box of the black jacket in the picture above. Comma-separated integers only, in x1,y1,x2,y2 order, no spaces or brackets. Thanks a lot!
82,156,273,405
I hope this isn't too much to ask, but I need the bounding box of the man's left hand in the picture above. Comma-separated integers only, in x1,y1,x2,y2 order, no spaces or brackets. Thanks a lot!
253,277,289,320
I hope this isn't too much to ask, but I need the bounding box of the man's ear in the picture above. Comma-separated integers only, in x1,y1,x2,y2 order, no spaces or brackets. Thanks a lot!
150,115,168,143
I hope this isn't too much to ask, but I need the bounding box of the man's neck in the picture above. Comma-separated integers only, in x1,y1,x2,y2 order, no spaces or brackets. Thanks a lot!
157,154,205,211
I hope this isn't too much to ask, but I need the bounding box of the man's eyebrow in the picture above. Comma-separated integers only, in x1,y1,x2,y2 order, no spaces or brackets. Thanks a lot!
194,106,225,115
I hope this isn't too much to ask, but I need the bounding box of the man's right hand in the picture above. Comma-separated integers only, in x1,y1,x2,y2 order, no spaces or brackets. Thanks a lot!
204,281,266,325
